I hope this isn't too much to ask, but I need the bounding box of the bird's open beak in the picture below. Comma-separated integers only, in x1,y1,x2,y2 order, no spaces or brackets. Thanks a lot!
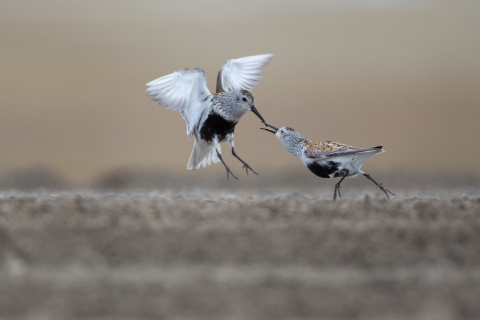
260,124,278,134
250,105,268,125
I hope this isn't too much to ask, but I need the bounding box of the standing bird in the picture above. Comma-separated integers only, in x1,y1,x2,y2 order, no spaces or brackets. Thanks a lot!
146,54,273,180
261,125,394,200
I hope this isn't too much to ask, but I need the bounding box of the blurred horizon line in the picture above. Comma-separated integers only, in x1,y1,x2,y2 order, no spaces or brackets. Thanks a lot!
0,165,478,191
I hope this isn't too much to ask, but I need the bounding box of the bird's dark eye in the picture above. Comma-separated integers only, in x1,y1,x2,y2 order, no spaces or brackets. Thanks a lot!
242,97,247,102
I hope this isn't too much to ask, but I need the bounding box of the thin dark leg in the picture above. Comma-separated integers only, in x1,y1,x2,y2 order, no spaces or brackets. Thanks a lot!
363,174,395,199
333,169,349,201
232,147,259,175
216,149,238,180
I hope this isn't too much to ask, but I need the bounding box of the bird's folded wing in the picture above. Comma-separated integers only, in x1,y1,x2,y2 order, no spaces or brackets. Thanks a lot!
218,54,274,92
305,147,379,160
146,68,212,135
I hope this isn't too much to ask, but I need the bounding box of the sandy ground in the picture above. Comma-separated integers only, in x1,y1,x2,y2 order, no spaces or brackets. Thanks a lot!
1,187,480,320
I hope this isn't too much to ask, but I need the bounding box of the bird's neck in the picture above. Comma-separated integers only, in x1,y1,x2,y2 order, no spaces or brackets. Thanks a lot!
283,137,306,159
212,94,246,122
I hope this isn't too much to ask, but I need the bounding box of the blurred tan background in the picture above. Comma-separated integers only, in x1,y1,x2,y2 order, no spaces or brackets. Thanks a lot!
0,0,479,186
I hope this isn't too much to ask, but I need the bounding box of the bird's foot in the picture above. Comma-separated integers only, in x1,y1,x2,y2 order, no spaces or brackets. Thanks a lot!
379,183,395,199
333,185,342,201
225,166,239,181
363,174,395,199
242,163,259,175
332,169,349,201
231,147,259,176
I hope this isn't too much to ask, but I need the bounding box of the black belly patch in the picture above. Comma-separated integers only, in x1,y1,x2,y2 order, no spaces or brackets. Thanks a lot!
199,113,237,143
307,161,341,178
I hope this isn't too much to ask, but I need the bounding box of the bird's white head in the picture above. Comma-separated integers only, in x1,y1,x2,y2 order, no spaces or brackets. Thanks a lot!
219,89,266,124
237,89,254,109
261,125,305,158
262,126,302,142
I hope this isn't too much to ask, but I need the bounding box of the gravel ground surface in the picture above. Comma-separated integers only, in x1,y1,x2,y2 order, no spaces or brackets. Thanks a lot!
0,187,479,319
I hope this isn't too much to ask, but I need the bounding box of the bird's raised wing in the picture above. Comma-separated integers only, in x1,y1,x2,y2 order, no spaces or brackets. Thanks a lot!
146,68,212,135
216,54,274,93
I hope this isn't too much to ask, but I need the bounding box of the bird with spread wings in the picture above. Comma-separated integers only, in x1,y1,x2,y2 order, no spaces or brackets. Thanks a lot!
146,54,273,179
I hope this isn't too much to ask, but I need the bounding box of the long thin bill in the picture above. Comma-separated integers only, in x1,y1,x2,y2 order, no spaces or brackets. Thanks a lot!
250,105,267,124
260,128,277,134
266,124,278,130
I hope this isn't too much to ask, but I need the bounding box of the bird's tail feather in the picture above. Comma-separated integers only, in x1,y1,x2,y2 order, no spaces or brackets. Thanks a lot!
187,137,221,170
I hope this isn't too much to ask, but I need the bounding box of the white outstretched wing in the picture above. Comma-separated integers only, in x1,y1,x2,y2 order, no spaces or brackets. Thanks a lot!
217,54,273,93
146,68,212,135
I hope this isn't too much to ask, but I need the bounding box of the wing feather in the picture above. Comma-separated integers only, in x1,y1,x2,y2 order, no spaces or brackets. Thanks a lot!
218,54,273,92
305,146,383,160
146,68,212,135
